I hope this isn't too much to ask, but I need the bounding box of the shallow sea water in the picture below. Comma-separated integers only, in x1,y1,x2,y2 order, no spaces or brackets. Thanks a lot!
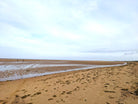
0,62,127,81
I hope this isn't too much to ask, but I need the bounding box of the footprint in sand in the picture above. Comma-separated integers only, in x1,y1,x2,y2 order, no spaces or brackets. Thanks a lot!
11,95,25,104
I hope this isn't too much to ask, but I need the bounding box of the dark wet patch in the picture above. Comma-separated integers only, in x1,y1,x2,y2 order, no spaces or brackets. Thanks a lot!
2,102,7,104
60,99,65,102
0,100,4,102
73,86,80,91
53,95,57,97
121,89,128,91
0,100,7,104
66,91,72,94
84,99,87,102
48,98,53,101
31,92,41,97
105,83,110,85
21,89,27,93
104,90,115,93
134,89,138,96
61,91,66,95
15,95,19,97
108,96,114,99
21,94,31,99
65,80,71,85
125,82,129,84
34,87,37,89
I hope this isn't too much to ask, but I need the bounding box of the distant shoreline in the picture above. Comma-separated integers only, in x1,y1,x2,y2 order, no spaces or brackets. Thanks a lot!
0,58,132,62
0,59,126,81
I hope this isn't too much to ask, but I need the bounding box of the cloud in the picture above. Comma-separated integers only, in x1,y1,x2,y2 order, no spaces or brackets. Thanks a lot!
0,0,138,60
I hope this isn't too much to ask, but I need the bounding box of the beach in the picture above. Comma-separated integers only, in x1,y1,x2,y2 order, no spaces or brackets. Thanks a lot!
0,60,138,104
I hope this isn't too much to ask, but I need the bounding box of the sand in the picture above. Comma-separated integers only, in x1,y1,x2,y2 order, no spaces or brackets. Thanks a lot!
0,60,138,104
0,60,125,81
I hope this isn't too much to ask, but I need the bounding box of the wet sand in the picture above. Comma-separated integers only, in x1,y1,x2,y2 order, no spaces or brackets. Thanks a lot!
0,60,125,81
0,58,125,65
0,60,138,104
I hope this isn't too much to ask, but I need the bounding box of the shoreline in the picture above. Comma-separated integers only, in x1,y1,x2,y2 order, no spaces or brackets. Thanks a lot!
0,61,137,104
0,61,127,81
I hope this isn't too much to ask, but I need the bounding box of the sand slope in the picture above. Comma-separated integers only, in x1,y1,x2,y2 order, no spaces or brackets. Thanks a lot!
0,61,138,104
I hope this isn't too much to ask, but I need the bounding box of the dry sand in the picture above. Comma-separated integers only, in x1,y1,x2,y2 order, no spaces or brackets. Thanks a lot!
0,60,138,104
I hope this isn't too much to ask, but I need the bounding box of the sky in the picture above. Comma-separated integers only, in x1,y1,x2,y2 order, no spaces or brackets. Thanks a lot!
0,0,138,61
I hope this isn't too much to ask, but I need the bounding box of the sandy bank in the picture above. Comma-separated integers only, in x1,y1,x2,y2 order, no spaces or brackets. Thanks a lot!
0,61,138,104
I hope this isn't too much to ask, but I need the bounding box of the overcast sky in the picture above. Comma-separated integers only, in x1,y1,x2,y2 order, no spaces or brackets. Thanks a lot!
0,0,138,61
